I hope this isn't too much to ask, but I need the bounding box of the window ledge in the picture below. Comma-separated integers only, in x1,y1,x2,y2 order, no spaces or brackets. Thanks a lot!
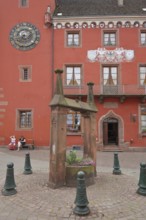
104,45,116,47
139,85,146,87
141,132,146,136
64,85,83,89
16,127,32,131
67,45,80,47
19,80,32,82
67,132,82,136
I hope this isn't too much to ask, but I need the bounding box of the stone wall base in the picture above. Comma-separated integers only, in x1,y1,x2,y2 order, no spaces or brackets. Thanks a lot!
66,165,95,187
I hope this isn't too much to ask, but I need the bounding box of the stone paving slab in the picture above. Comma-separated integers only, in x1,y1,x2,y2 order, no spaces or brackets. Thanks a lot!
0,171,146,220
0,148,146,220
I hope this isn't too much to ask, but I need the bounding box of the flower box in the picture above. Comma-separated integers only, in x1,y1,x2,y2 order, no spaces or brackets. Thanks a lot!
65,165,95,187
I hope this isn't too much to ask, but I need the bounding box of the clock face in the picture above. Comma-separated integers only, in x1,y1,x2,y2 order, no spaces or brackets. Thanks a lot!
9,22,40,50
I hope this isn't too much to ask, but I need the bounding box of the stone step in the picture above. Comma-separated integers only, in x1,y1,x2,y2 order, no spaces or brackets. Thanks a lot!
98,146,146,152
102,148,124,152
97,145,125,152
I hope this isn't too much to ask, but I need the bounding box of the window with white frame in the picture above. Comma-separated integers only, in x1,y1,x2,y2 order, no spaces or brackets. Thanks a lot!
103,31,116,46
67,110,81,132
140,31,146,45
140,105,146,133
17,110,32,129
65,66,81,86
103,66,118,85
140,65,146,85
67,32,80,46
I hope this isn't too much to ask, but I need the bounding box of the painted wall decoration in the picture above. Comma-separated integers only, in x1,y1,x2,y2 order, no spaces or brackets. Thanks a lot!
73,22,80,28
90,22,96,28
65,23,71,28
56,23,62,29
82,22,88,28
87,48,134,63
55,20,146,29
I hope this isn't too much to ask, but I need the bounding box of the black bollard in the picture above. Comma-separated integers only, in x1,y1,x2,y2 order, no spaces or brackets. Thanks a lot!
113,152,121,175
74,171,90,216
137,163,146,196
23,152,32,175
2,162,17,196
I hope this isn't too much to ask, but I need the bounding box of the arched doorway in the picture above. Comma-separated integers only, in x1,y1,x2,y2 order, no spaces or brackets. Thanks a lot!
103,117,118,145
98,110,125,147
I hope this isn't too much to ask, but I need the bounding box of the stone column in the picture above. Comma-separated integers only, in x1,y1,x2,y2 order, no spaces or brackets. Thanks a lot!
82,112,90,157
82,111,97,174
86,82,97,172
49,70,68,188
89,112,97,169
49,106,67,188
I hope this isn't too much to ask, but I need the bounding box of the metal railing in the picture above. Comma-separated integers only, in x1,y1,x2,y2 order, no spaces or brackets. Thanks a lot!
63,85,146,96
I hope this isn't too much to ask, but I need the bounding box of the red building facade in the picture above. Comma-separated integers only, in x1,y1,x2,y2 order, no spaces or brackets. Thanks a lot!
0,0,55,146
1,0,146,150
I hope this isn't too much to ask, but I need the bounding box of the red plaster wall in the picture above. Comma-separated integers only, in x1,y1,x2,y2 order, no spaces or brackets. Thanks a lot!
1,1,146,148
0,0,55,146
54,26,146,148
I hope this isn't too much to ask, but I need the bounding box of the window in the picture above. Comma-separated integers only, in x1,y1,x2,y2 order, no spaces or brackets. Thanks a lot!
140,31,146,45
139,65,146,86
67,110,81,132
19,0,29,7
65,66,81,86
67,32,80,46
140,106,146,133
102,66,118,94
17,110,32,129
103,66,118,85
23,68,29,80
103,32,116,46
19,66,32,81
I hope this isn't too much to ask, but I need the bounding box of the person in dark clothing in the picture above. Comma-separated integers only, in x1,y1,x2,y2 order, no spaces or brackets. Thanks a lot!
17,136,26,151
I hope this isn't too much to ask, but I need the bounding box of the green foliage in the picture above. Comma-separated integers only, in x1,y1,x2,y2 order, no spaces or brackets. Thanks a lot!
55,69,63,74
66,150,95,166
66,150,81,165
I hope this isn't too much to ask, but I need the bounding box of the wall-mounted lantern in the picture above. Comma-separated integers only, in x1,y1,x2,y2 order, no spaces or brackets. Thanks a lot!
130,113,137,122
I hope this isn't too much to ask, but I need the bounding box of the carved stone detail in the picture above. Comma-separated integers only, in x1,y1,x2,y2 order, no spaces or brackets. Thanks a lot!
87,48,134,63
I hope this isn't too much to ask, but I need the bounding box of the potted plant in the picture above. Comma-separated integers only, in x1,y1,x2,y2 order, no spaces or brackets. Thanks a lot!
55,69,63,74
65,150,95,187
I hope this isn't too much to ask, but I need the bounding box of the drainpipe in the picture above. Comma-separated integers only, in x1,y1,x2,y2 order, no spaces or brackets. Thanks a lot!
44,5,54,98
51,24,54,98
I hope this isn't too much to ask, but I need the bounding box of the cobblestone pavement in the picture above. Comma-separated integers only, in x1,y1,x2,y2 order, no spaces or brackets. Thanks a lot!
0,148,146,220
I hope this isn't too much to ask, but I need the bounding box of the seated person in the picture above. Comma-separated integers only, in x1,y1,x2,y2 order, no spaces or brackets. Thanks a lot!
9,135,16,150
9,135,16,145
17,136,26,151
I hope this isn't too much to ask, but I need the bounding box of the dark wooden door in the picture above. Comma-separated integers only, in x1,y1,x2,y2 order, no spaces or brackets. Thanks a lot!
103,118,118,145
103,122,108,145
108,122,118,145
